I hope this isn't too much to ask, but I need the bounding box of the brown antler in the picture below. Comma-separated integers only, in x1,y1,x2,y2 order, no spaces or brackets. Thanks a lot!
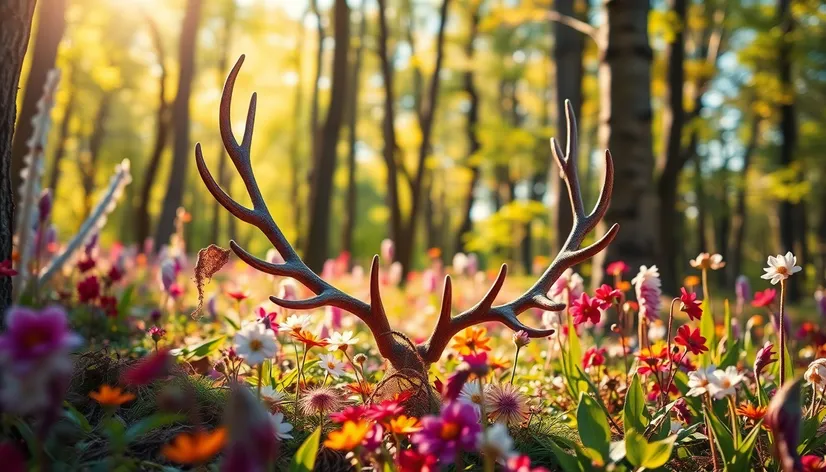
198,57,618,370
417,100,619,364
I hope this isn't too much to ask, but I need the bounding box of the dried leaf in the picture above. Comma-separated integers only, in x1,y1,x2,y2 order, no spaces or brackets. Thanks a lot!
191,244,230,319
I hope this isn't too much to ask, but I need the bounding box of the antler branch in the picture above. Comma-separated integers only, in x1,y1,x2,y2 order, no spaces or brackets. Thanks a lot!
418,99,619,364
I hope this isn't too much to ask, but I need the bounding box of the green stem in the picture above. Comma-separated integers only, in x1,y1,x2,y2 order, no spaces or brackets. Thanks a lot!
779,279,787,387
257,363,263,399
728,396,740,447
510,346,521,384
344,351,367,403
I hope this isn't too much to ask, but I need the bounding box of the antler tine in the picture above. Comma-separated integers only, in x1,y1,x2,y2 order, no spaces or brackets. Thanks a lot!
551,99,585,218
435,275,453,329
195,143,256,224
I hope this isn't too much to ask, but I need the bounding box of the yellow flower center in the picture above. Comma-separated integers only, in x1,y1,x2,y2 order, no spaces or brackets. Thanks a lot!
440,422,460,440
776,266,788,275
249,339,263,351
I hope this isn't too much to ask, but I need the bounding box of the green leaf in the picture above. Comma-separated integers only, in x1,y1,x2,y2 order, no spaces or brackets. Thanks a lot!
170,336,226,359
105,416,128,454
800,409,826,454
729,422,763,472
289,427,321,472
63,401,93,433
576,393,610,463
125,413,185,444
624,374,649,434
624,429,676,469
700,298,716,366
724,299,734,352
223,315,241,331
719,339,741,369
705,403,736,462
117,285,135,319
546,439,584,472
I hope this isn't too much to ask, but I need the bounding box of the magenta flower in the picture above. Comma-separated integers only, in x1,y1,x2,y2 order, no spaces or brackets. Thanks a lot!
412,401,481,462
461,351,490,377
0,306,81,372
594,284,621,306
570,293,606,326
330,405,367,423
76,275,100,303
365,399,405,422
755,342,777,377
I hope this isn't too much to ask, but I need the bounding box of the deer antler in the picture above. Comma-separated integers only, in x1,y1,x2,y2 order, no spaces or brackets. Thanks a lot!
197,57,618,370
417,100,619,364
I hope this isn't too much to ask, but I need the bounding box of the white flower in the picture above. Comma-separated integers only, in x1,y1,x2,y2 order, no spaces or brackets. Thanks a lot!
480,422,515,460
648,320,666,341
761,251,802,285
632,265,662,321
260,385,288,404
805,359,826,391
269,412,294,440
459,382,484,416
548,268,584,301
318,353,346,377
707,366,744,399
279,314,311,332
234,323,278,366
453,252,469,275
327,331,359,352
689,253,725,270
686,365,717,397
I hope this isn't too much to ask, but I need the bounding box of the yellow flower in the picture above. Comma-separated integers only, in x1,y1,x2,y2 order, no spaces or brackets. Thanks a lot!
161,428,227,464
89,385,135,407
488,354,511,371
324,421,371,450
451,326,491,355
388,415,422,434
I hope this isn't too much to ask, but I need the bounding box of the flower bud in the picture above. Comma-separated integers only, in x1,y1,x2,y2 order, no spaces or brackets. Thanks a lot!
512,330,530,348
353,353,367,365
37,189,52,223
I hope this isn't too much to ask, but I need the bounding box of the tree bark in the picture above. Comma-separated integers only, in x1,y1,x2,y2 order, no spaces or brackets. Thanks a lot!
0,0,37,316
135,16,170,250
10,0,67,209
303,0,350,272
306,0,326,199
454,6,481,255
154,0,202,249
288,14,307,252
655,0,687,294
727,119,760,281
47,67,74,196
553,0,585,253
600,0,658,278
692,147,708,254
209,1,236,246
341,0,366,258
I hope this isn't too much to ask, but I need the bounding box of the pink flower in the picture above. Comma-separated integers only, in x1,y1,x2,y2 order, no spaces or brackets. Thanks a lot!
594,284,622,306
121,349,172,386
570,293,606,325
754,342,777,377
461,351,490,376
582,347,606,369
752,288,777,308
148,326,167,341
77,275,100,303
632,266,662,321
506,455,550,472
330,405,367,423
168,283,184,299
411,401,481,462
606,261,630,277
0,306,81,372
365,400,405,422
0,260,18,277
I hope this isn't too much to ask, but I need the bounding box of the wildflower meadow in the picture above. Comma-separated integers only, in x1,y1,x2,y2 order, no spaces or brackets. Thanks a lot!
2,0,826,471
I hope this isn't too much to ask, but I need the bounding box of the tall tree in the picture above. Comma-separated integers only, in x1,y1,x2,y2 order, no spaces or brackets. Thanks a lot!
303,0,350,272
728,116,761,282
135,16,170,250
47,64,75,196
656,0,687,293
10,0,68,208
600,0,658,277
154,0,203,249
341,0,366,257
0,0,38,314
80,92,113,219
552,0,585,253
376,0,451,276
454,3,481,255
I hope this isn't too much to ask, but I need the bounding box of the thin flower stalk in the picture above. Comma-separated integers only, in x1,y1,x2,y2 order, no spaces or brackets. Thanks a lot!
779,279,787,386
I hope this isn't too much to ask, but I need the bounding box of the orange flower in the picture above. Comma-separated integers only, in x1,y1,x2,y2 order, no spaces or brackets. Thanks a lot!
89,385,135,407
290,330,329,349
683,275,701,288
323,421,371,450
427,248,442,259
616,281,632,292
345,381,374,397
388,415,421,434
488,354,511,371
736,402,768,421
161,428,227,464
451,326,491,355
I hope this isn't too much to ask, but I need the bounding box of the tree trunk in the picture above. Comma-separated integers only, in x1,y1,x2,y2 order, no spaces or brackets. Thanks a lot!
728,116,760,281
81,93,112,219
47,69,74,196
0,0,37,317
209,1,236,246
455,6,481,255
135,16,170,250
341,0,366,258
692,148,708,254
553,0,585,253
655,0,687,294
303,0,350,272
154,0,202,249
600,0,658,278
10,0,67,209
306,0,326,201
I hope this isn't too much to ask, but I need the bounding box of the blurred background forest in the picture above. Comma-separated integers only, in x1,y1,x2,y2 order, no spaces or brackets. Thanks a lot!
9,0,826,299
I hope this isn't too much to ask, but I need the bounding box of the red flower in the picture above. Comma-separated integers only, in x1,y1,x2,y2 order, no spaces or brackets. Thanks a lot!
570,293,606,325
752,288,777,308
506,455,551,472
0,442,25,472
679,287,703,321
77,257,96,273
674,325,708,355
168,283,183,299
77,275,100,303
594,284,622,306
0,260,18,277
802,455,826,472
646,381,679,402
398,449,437,472
606,261,629,277
582,347,606,369
330,405,367,423
226,289,249,302
99,295,118,318
365,399,405,422
107,265,124,283
121,349,172,386
460,351,489,376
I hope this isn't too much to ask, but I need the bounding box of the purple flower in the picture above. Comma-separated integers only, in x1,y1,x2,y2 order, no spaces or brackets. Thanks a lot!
754,342,777,377
422,269,438,293
412,401,481,462
0,306,81,372
735,275,751,304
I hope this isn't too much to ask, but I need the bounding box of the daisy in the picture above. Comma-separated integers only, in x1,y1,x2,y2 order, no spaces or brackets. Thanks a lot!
279,314,311,332
458,382,484,416
480,422,515,461
686,365,717,397
269,412,294,440
319,353,346,378
484,383,529,426
260,386,289,405
327,331,359,352
708,366,744,399
233,323,277,366
761,251,802,285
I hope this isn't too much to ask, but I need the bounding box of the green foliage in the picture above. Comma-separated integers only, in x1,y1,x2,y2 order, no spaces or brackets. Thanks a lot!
624,429,676,470
576,393,611,465
289,427,322,472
